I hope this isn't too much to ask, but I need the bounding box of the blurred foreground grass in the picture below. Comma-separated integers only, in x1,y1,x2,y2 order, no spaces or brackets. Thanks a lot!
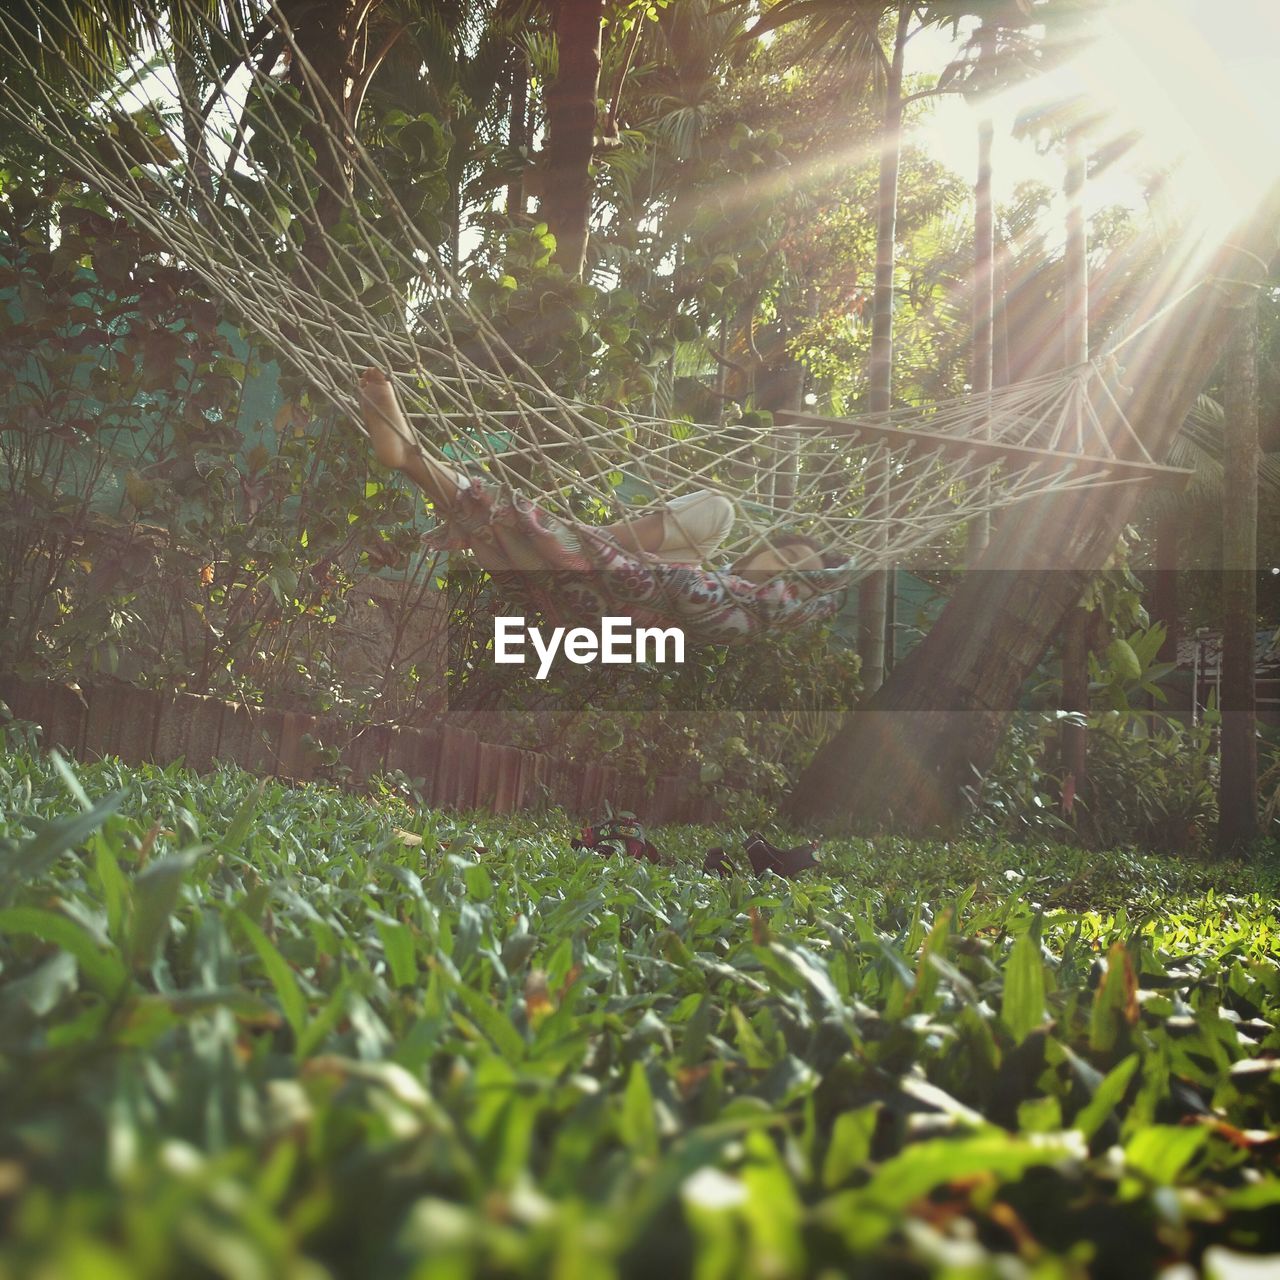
1,741,1279,1279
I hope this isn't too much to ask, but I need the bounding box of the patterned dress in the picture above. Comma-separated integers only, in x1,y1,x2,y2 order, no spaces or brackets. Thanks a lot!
426,480,854,645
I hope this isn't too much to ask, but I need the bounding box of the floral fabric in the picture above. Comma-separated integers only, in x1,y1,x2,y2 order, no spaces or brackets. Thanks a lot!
426,480,854,645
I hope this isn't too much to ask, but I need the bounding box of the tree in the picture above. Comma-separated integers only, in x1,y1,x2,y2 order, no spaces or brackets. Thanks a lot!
539,0,606,276
739,0,944,692
965,14,998,559
786,188,1280,832
857,4,913,695
1218,291,1262,852
741,0,1078,691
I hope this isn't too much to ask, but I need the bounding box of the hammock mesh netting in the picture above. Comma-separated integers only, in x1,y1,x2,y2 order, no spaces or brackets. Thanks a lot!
0,0,1190,594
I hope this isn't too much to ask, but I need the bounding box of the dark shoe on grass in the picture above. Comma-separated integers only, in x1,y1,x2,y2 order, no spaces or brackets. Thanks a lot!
744,832,819,878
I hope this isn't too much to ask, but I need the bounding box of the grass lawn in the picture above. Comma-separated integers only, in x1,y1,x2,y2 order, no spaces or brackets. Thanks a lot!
1,740,1279,1279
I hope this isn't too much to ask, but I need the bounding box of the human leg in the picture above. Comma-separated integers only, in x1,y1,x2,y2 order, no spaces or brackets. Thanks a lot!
654,490,735,564
358,369,467,506
598,490,735,565
597,507,669,555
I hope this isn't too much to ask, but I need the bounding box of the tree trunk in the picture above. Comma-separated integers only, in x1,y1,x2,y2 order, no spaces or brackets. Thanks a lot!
966,20,996,561
994,234,1012,391
1059,604,1090,800
540,0,605,277
858,5,911,697
173,31,215,221
786,192,1280,833
284,0,376,271
507,47,529,218
1153,511,1180,664
1056,127,1090,803
757,307,807,507
1218,294,1261,852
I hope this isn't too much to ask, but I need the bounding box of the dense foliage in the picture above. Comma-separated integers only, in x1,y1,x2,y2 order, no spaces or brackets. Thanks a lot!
2,740,1279,1278
2,0,911,793
0,203,423,710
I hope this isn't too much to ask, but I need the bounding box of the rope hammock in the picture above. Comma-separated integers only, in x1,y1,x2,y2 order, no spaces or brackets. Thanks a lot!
0,0,1194,643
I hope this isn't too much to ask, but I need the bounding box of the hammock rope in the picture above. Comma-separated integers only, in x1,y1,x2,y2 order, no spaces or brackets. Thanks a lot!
0,0,1193,586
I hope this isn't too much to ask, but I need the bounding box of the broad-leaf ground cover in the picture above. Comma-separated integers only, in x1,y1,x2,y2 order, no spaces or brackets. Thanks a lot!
1,742,1279,1279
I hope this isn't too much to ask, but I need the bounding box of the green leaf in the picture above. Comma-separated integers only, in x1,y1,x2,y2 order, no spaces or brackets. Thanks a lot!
1074,1052,1140,1139
463,863,494,901
379,921,417,987
1107,637,1143,681
3,950,79,1015
1090,942,1139,1054
1125,1125,1208,1184
50,748,92,810
620,1061,659,1158
453,983,525,1061
0,905,128,994
238,912,306,1042
730,1006,772,1069
767,941,845,1018
297,980,351,1058
874,1130,1078,1210
821,1131,1083,1252
822,1105,878,1189
129,850,200,969
1,789,126,899
221,779,265,857
678,995,714,1067
93,841,131,942
1016,1095,1062,1134
1003,924,1046,1042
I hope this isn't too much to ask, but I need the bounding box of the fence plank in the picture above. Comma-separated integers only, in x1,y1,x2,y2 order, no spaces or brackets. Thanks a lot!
346,724,391,787
475,742,500,812
275,710,316,781
386,726,441,805
83,683,159,765
0,677,718,826
494,746,522,814
10,680,88,757
154,693,224,774
436,726,479,810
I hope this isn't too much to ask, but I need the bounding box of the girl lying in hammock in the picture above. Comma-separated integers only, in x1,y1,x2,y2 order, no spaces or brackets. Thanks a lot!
357,369,852,643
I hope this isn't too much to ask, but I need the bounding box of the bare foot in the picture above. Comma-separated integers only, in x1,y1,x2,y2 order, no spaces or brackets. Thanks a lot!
358,368,417,472
357,369,467,505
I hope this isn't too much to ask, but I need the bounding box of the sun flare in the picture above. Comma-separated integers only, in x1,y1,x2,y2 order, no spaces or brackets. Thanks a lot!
1057,0,1280,242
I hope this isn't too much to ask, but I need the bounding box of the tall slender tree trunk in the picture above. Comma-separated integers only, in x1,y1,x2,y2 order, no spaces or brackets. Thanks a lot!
172,28,215,221
1058,126,1090,796
994,246,1011,390
966,20,996,560
1153,511,1180,664
541,0,605,277
1150,509,1181,722
284,0,380,271
507,48,530,217
859,5,911,696
1059,605,1090,794
759,299,809,507
1218,294,1261,852
785,193,1280,832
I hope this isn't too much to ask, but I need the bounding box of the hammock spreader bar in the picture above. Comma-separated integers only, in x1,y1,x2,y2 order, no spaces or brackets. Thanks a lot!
780,411,1194,490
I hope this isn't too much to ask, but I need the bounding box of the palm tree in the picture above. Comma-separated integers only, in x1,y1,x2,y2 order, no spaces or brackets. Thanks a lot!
1139,318,1271,852
538,0,605,276
1219,294,1262,850
784,181,1280,832
735,1,939,690
737,0,1051,690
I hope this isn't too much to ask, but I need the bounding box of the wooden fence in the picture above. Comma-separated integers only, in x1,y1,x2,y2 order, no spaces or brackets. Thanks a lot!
0,675,720,826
